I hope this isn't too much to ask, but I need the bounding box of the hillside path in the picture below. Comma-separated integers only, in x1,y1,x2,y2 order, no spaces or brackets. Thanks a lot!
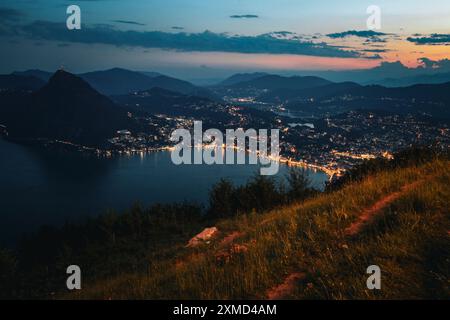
267,175,432,299
344,177,431,237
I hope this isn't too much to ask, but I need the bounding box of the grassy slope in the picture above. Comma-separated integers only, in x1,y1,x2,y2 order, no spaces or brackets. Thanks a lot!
70,159,450,299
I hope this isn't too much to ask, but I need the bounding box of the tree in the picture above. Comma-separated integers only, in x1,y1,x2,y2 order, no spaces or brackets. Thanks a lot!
286,168,311,202
241,175,282,213
208,178,236,218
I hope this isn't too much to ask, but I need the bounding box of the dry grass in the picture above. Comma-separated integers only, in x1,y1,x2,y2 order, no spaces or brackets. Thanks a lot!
68,160,450,300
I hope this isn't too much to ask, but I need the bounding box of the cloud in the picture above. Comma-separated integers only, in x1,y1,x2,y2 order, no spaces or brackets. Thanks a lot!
272,31,293,35
0,7,24,35
407,34,450,45
0,7,24,21
418,57,450,70
363,36,387,43
366,54,383,60
327,30,387,39
270,31,295,37
361,49,388,53
230,14,259,19
10,21,362,58
111,20,146,26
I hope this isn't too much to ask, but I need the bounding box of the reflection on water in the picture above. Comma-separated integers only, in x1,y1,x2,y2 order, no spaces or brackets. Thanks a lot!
0,139,328,245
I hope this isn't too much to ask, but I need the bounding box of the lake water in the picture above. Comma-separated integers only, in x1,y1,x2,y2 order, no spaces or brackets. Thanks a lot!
0,138,328,246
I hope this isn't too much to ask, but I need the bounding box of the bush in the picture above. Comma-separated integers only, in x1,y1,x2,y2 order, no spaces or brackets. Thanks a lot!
208,169,314,218
286,168,312,202
326,146,448,191
208,179,235,219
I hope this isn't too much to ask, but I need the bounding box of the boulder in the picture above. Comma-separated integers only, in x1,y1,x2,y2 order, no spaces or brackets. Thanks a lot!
186,227,219,248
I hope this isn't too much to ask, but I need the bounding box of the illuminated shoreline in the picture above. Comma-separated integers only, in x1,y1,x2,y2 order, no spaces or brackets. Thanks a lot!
32,139,343,179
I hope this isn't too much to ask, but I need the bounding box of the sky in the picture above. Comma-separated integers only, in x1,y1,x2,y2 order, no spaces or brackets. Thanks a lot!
1,0,450,80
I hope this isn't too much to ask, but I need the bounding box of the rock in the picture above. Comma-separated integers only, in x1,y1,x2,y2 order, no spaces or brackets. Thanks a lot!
231,244,248,254
186,227,219,248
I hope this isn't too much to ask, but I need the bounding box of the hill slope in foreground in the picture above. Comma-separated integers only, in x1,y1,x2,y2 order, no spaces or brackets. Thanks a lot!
71,159,450,300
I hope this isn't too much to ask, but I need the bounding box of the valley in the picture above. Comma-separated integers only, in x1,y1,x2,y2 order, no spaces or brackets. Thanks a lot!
1,68,449,178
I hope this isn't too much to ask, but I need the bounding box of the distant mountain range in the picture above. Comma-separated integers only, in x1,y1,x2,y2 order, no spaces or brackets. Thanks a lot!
0,70,133,146
216,60,450,88
0,74,46,91
78,68,215,97
1,68,450,149
257,79,450,104
212,72,450,119
368,72,450,88
215,72,450,104
112,87,230,122
114,87,209,111
12,69,53,82
256,81,361,103
4,68,217,98
0,70,230,147
225,74,332,90
78,68,163,95
286,61,450,86
217,72,269,86
5,66,450,99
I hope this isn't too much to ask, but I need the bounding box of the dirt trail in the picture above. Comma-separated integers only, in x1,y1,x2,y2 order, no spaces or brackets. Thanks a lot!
266,273,306,300
266,176,431,299
219,231,244,247
344,178,429,237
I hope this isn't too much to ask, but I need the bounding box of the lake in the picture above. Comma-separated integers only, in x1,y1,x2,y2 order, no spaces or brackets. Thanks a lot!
0,138,328,245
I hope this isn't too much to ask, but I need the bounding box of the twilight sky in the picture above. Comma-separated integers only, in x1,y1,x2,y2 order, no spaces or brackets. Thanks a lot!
1,0,450,80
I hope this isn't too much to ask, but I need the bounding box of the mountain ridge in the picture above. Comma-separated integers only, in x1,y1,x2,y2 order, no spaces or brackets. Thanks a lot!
0,70,133,146
227,74,333,90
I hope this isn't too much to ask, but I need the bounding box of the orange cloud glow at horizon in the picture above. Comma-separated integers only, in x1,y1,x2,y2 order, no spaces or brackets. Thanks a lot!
149,50,383,71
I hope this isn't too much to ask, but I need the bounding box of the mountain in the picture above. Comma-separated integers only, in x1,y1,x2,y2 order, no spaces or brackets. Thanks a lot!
141,75,218,100
369,72,450,87
79,68,165,95
113,87,226,120
252,79,450,119
78,68,217,99
258,78,450,104
228,75,332,90
143,75,202,95
218,72,269,86
140,71,162,78
294,61,414,84
0,74,46,91
12,69,53,82
294,61,450,86
0,70,133,146
258,81,361,103
346,82,450,103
